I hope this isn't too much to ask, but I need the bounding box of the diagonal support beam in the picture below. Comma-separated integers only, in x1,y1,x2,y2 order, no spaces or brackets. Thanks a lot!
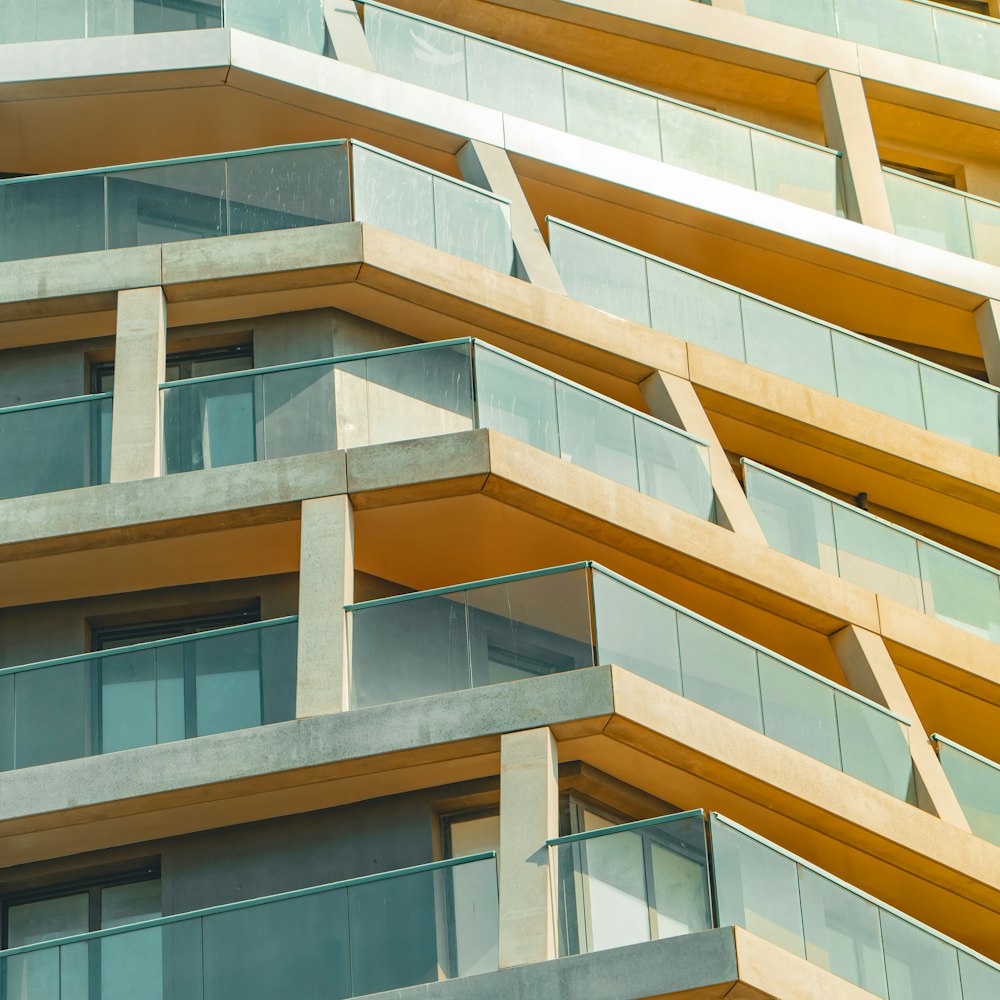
323,0,375,70
975,299,1000,387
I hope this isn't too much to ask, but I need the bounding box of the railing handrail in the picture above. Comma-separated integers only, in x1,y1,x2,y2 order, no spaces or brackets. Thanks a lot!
0,390,113,416
0,851,497,960
742,457,1000,578
545,216,1000,398
546,808,706,846
931,733,1000,774
710,813,1000,973
0,615,298,679
868,0,999,26
883,166,1000,212
359,0,841,156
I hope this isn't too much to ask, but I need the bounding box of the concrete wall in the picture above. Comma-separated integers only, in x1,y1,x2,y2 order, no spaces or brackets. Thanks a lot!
0,336,113,406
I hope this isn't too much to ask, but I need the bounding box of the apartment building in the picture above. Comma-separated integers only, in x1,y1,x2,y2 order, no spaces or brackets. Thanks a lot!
0,0,999,996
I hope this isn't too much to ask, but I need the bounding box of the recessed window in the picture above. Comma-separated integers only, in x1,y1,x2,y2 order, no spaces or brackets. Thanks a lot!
90,343,254,394
938,0,990,14
881,160,959,189
91,608,260,650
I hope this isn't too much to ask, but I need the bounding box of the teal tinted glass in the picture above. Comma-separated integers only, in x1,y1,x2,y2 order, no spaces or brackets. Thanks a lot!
659,102,755,190
835,0,937,61
225,0,326,53
918,543,1000,643
352,146,435,248
259,364,338,460
934,7,999,79
835,692,914,801
918,365,999,455
959,952,1000,997
634,416,715,521
936,740,1000,848
466,37,565,129
831,333,926,429
473,349,559,455
555,382,639,490
431,174,514,273
744,0,837,34
563,71,662,160
880,910,963,1000
885,172,973,258
967,196,1000,268
750,131,843,216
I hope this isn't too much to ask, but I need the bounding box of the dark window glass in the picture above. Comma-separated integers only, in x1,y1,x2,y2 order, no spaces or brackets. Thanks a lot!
90,343,253,394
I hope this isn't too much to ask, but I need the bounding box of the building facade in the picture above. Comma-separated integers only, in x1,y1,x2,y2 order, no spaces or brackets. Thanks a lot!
0,0,999,997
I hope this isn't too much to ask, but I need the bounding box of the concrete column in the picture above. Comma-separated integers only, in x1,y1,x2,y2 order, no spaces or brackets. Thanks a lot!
641,370,767,542
817,71,895,232
323,0,375,70
296,495,354,718
499,727,559,968
831,625,970,828
989,0,999,19
457,139,566,293
974,299,1000,387
109,287,167,483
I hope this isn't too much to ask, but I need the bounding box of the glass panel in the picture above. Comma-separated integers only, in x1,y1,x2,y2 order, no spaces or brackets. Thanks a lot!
0,674,13,772
133,0,222,33
446,817,501,977
225,0,326,53
352,146,435,248
918,365,999,455
8,894,90,947
634,416,715,520
100,926,162,1000
967,196,1000,268
466,38,565,130
107,159,226,248
646,260,746,361
751,131,842,215
194,628,263,737
102,880,163,928
831,333,926,428
259,620,298,725
154,644,186,744
880,910,963,1000
958,952,1000,997
563,72,662,160
100,649,157,753
918,543,1000,643
13,663,89,768
744,0,838,35
831,504,923,610
885,172,973,258
934,9,1000,80
798,867,888,998
648,819,713,940
548,222,651,327
757,653,842,770
365,5,469,99
676,614,764,732
227,145,351,236
937,741,1000,848
659,102,755,190
741,297,838,395
0,174,106,261
834,0,938,62
473,348,559,455
431,175,513,273
555,382,639,490
836,692,914,801
260,364,337,460
591,571,682,693
710,820,806,957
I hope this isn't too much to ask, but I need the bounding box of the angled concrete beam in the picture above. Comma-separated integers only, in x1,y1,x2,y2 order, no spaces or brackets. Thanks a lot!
499,727,559,968
641,369,767,542
975,299,1000,386
458,139,566,293
297,494,355,717
831,624,970,828
109,287,167,483
991,1,999,19
323,0,375,70
818,70,895,232
710,0,747,11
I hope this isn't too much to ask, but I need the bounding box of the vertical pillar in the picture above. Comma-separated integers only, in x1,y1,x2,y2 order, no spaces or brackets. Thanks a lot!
641,370,767,542
989,1,999,19
974,299,1000,387
458,139,566,293
323,0,375,70
109,287,167,483
499,727,559,968
296,495,354,717
831,625,970,828
818,71,895,232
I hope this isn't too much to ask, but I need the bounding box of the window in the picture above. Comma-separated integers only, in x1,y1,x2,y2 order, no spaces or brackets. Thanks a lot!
91,608,260,650
881,160,959,190
939,1,990,14
90,343,253,394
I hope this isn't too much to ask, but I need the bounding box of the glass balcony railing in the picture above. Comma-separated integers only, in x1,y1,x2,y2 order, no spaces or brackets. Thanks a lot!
737,0,1000,81
0,140,515,274
550,810,1000,998
547,218,1000,456
743,460,1000,644
0,0,327,53
349,562,915,801
884,169,1000,267
0,853,499,999
160,338,717,521
931,735,1000,847
0,392,112,500
0,617,298,770
361,1,845,217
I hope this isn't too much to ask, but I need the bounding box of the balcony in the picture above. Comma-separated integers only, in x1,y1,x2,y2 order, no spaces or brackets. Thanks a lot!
932,735,1000,848
0,140,515,275
0,617,298,770
743,460,1000,644
350,562,915,801
360,1,846,217
160,339,717,521
0,392,111,500
554,810,1000,996
731,0,1000,82
547,218,1000,456
0,853,499,998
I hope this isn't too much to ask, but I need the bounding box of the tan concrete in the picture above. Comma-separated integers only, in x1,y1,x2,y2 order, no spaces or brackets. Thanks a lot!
641,369,765,542
818,70,894,231
323,0,375,71
976,298,1000,386
830,624,971,827
297,495,355,717
458,139,566,293
498,727,559,968
109,287,167,483
709,0,746,12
